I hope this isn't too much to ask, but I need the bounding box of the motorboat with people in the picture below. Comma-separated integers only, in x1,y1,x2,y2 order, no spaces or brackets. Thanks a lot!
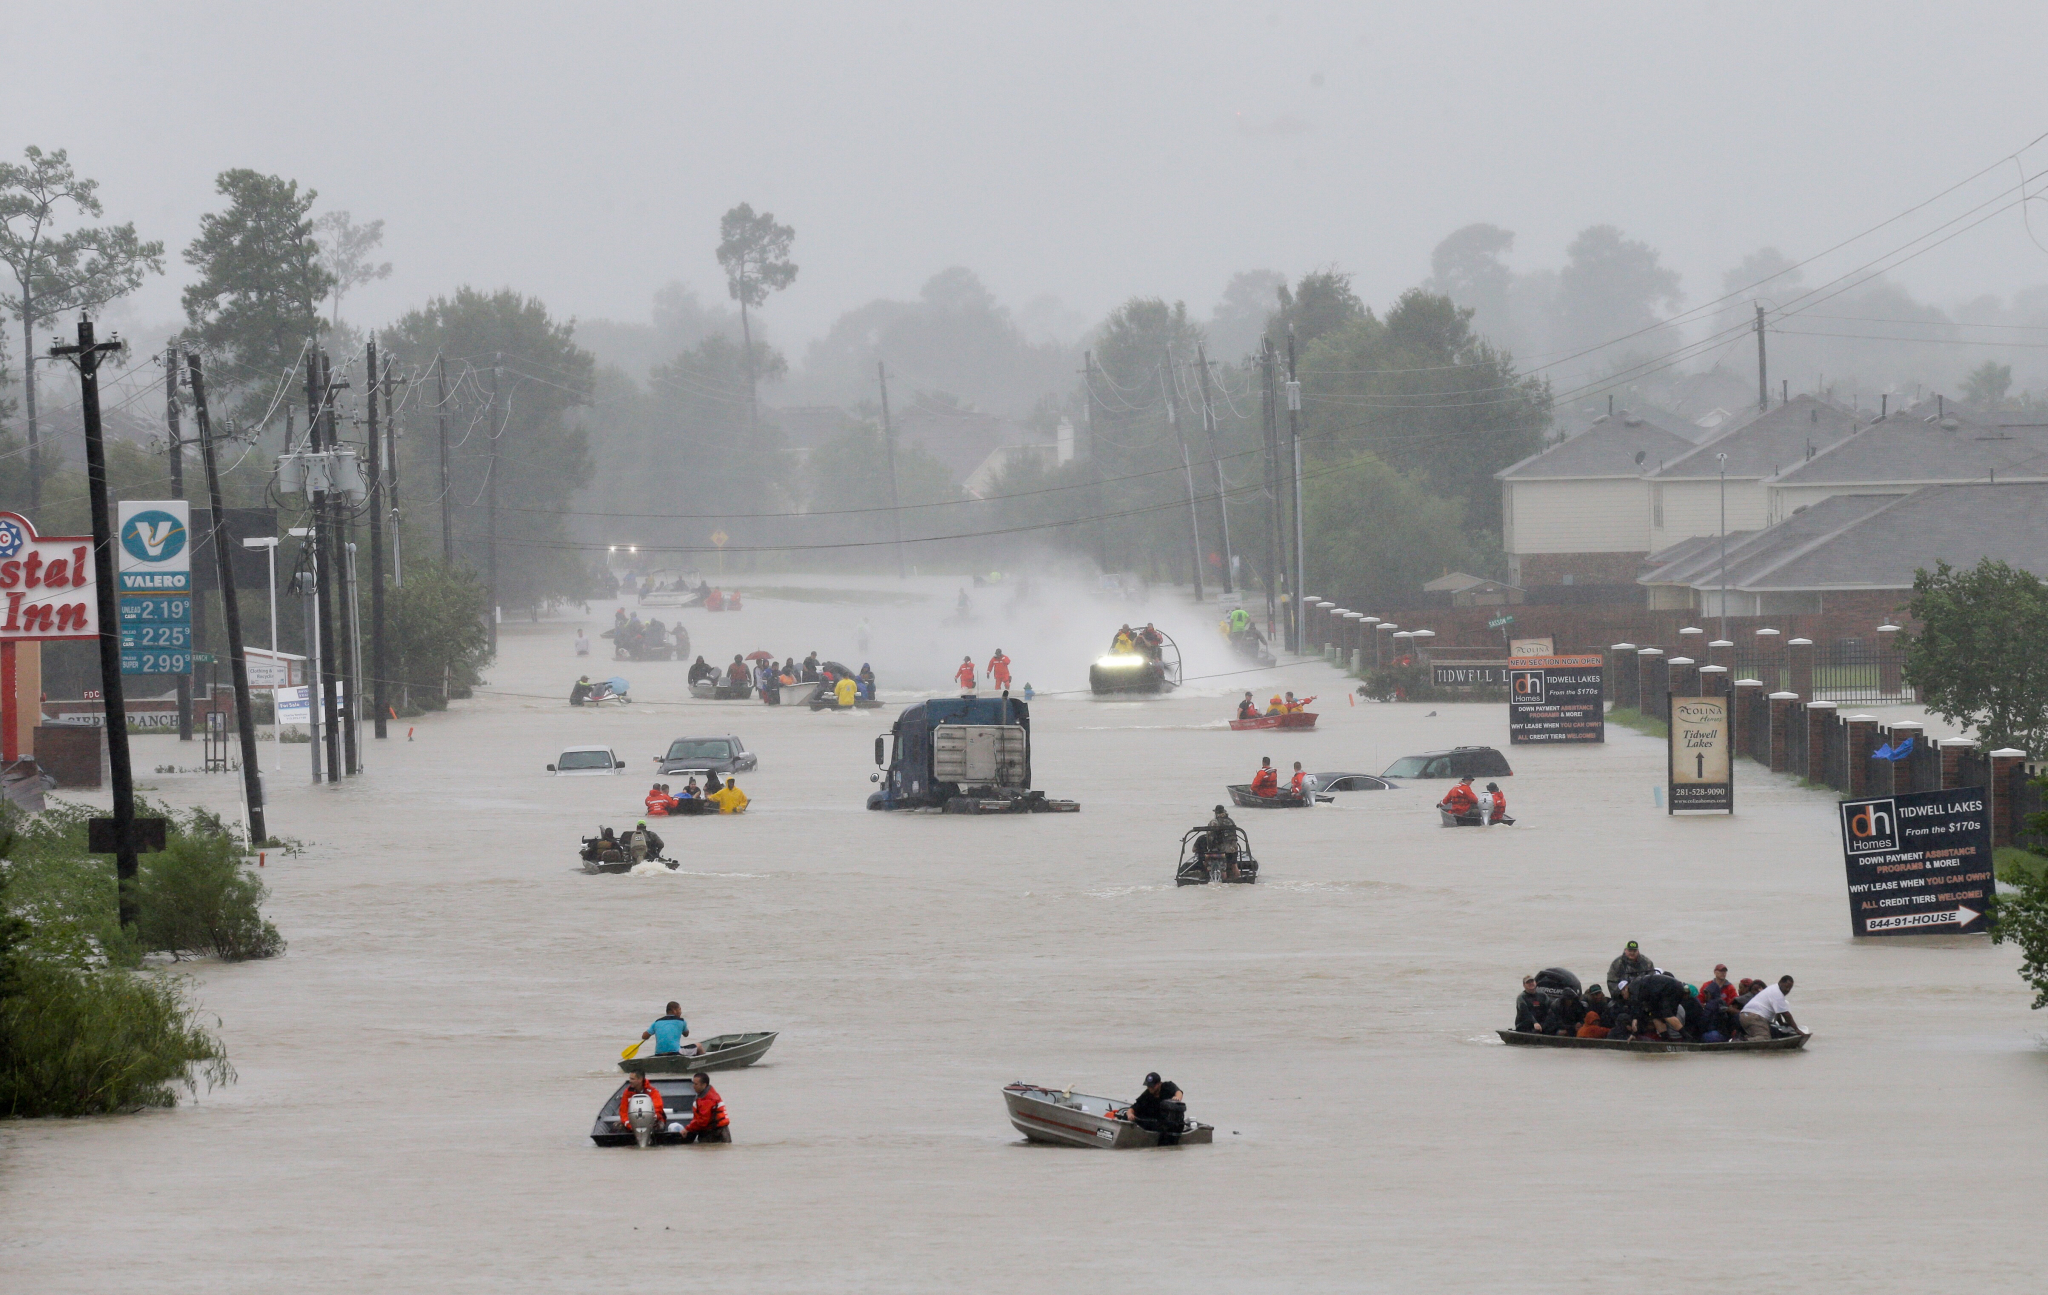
1497,1029,1809,1052
805,661,878,709
1438,775,1513,827
1229,691,1317,730
579,826,675,873
1000,1083,1213,1148
608,618,688,661
589,1073,731,1146
635,568,708,609
1088,623,1181,695
1218,607,1275,668
1505,959,1812,1050
619,1031,778,1076
691,657,756,700
1226,783,1312,809
1175,818,1259,885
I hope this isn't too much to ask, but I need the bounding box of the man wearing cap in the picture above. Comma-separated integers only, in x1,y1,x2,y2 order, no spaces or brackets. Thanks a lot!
1606,941,1654,996
1129,1073,1171,1131
1701,965,1737,1004
1514,976,1556,1034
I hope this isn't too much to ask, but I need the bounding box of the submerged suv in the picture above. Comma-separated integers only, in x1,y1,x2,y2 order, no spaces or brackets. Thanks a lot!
1379,746,1513,779
655,735,759,776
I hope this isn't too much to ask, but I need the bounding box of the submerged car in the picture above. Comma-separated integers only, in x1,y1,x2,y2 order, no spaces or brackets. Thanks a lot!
655,735,759,776
1310,772,1399,792
549,745,626,775
1379,746,1513,780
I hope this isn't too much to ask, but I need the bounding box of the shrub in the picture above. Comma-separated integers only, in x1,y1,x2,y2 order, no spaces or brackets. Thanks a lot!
135,834,285,962
0,960,232,1116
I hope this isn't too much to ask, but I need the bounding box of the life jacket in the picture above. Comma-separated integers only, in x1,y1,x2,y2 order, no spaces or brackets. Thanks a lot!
1250,767,1279,795
686,1086,729,1132
618,1083,666,1127
1289,771,1307,795
1441,783,1479,815
645,790,671,815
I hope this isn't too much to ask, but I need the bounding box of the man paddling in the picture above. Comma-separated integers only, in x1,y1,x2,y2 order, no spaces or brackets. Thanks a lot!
641,1002,691,1055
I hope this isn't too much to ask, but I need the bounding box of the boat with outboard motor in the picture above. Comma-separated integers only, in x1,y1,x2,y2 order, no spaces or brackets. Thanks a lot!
620,1031,778,1075
1226,783,1316,809
1497,1029,1810,1053
1228,711,1317,731
1175,822,1259,885
590,1075,709,1146
1001,1082,1213,1148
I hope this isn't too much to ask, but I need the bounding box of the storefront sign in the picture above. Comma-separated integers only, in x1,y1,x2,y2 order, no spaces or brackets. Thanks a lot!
1507,655,1605,744
0,512,96,642
1668,695,1732,812
1840,788,1993,936
116,501,190,592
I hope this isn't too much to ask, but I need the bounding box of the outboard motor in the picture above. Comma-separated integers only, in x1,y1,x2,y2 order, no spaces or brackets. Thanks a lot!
1155,1099,1187,1145
626,1092,659,1147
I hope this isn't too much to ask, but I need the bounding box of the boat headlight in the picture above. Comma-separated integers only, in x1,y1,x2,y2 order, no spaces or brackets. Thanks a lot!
1095,654,1148,668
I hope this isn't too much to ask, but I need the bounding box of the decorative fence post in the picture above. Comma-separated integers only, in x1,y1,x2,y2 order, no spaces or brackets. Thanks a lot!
1754,627,1783,691
1939,738,1974,791
1667,657,1697,704
1805,701,1837,785
1767,692,1799,772
1732,677,1763,761
1787,637,1815,701
1376,622,1397,670
1844,714,1879,799
1990,749,2028,847
1636,647,1665,716
1886,720,1924,793
1876,624,1904,697
1701,664,1731,699
1610,643,1638,706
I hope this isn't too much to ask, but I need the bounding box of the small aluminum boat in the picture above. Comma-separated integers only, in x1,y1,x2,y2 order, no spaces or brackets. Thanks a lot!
1226,783,1310,809
1497,1029,1810,1053
1228,711,1317,731
1001,1083,1213,1148
620,1031,778,1075
590,1074,708,1146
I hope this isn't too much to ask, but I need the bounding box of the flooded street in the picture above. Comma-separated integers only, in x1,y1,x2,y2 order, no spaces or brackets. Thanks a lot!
5,578,2045,1293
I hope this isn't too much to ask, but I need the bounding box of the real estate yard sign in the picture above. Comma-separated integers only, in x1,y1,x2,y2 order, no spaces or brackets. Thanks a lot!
1668,695,1732,812
1839,788,1993,936
1507,655,1604,744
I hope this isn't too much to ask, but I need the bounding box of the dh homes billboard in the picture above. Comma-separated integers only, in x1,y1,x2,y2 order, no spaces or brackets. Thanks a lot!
1839,788,1994,936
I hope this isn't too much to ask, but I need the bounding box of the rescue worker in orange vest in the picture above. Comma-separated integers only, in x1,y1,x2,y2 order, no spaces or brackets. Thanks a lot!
1283,692,1313,714
1289,761,1313,798
986,649,1012,689
617,1072,666,1129
680,1070,731,1143
955,656,977,690
1439,775,1480,819
645,783,675,817
1137,623,1164,660
1485,781,1515,825
1250,757,1280,797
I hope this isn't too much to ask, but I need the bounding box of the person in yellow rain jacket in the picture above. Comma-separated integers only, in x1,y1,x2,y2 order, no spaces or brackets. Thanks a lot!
711,779,749,813
1264,694,1286,716
834,675,857,708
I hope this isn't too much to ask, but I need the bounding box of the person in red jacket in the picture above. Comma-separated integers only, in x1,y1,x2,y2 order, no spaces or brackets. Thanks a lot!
645,783,675,817
1484,781,1514,825
986,649,1012,689
1289,761,1313,799
617,1072,666,1129
1439,775,1479,818
954,656,977,690
681,1071,731,1143
1249,757,1279,797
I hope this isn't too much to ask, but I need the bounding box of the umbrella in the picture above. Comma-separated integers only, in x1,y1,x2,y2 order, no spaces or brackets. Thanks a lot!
607,676,631,695
745,650,775,661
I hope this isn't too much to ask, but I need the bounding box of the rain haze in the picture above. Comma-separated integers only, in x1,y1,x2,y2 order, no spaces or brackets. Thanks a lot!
8,4,2048,1293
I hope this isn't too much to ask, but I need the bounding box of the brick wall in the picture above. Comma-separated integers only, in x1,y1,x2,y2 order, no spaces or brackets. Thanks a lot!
1517,551,1648,587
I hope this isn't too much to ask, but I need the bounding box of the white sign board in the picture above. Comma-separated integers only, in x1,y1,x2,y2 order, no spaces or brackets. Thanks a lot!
276,682,346,727
116,500,191,593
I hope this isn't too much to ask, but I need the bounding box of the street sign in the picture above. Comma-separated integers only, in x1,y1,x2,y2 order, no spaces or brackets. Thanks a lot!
1507,655,1604,744
1668,695,1732,812
1839,787,1993,936
116,500,190,592
1487,615,1515,629
191,653,216,665
710,529,729,548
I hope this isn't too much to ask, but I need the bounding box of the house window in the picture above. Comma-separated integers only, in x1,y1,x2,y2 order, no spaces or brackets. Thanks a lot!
1652,485,1664,529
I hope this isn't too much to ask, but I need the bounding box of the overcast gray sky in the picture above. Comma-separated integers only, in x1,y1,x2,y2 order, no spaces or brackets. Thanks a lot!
13,2,2048,346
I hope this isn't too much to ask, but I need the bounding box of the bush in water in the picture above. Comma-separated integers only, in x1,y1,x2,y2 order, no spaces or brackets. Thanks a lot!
0,958,232,1117
135,831,284,962
1993,776,2048,1010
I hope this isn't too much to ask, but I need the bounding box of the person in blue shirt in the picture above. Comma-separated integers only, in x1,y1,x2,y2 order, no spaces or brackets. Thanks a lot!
640,1002,691,1055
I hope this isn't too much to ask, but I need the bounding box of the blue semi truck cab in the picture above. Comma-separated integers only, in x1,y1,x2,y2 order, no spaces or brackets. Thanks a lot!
867,694,1079,813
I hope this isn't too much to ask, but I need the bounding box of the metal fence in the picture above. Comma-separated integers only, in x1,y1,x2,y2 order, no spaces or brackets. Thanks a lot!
1811,639,1915,704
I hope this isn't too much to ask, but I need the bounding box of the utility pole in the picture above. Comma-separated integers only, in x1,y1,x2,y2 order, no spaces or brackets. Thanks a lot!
1717,451,1730,641
436,354,452,563
1163,358,1205,602
1260,338,1281,641
366,339,387,739
306,350,341,783
383,353,402,586
486,362,500,656
165,346,192,742
185,350,267,843
877,361,906,578
1286,329,1305,653
1755,304,1768,414
1082,352,1110,573
1194,344,1234,595
51,318,140,927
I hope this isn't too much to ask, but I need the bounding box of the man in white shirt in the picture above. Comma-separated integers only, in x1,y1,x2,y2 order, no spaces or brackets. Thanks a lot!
1739,975,1801,1040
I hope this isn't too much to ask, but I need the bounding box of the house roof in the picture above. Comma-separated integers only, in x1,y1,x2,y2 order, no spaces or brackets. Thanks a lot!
1497,411,1696,481
1642,483,2048,592
1651,394,1866,480
1422,571,1514,593
1771,412,2048,485
1638,534,1726,585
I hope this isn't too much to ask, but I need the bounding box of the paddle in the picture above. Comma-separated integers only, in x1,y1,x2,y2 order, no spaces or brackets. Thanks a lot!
621,1038,644,1059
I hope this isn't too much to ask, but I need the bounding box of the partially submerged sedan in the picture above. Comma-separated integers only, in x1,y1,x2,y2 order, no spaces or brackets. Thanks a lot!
655,735,759,777
1310,772,1399,792
549,745,626,775
1379,746,1513,780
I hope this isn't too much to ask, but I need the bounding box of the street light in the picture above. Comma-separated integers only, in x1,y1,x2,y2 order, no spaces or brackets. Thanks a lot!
1716,452,1729,640
243,537,282,771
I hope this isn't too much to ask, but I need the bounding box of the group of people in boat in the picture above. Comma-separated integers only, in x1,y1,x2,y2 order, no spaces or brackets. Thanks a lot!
581,822,666,865
1110,623,1167,660
689,652,877,705
609,610,683,658
1513,942,1803,1043
1439,774,1513,825
952,648,1015,692
618,1002,732,1143
1220,606,1268,659
1248,755,1318,802
645,776,749,815
1237,691,1312,720
1193,805,1251,879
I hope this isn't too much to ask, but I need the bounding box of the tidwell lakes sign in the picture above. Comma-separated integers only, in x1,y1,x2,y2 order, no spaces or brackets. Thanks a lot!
1839,788,1993,936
